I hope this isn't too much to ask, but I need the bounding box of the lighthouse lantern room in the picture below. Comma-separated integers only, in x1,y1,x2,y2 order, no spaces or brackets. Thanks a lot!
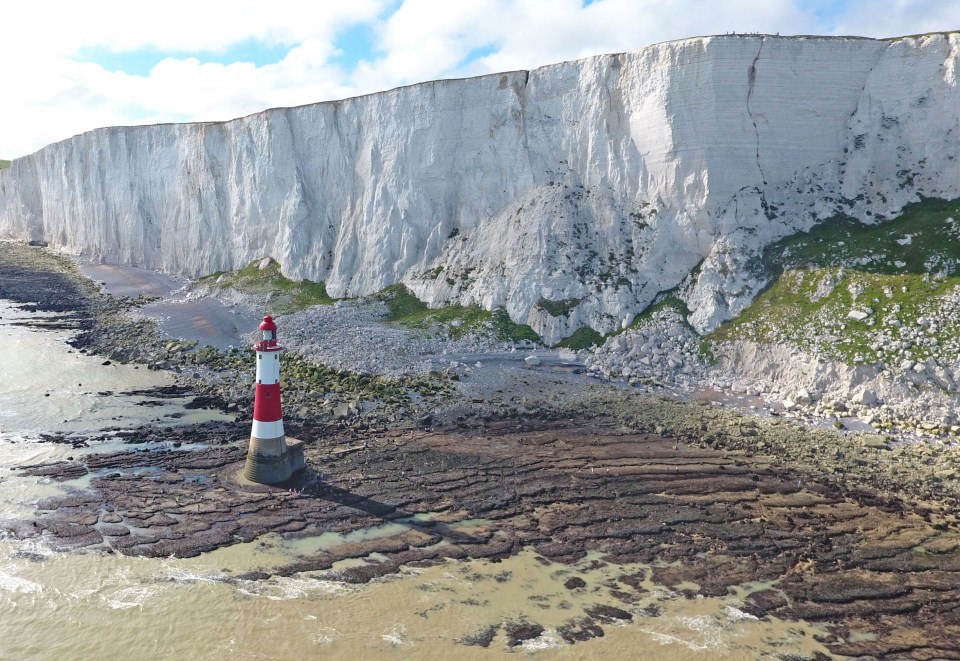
242,315,305,484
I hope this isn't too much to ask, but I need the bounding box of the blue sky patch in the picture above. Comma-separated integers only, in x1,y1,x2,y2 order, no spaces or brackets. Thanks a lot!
461,43,498,68
332,24,377,68
75,39,292,76
797,0,847,25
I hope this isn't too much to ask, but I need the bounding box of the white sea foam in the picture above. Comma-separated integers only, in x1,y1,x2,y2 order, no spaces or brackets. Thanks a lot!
103,585,160,610
381,623,409,646
236,575,355,601
161,564,228,585
0,568,43,595
726,605,760,622
643,615,728,651
12,538,56,561
312,627,340,644
520,629,565,650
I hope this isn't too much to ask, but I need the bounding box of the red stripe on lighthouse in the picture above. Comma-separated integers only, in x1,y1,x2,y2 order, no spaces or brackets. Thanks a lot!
254,383,283,422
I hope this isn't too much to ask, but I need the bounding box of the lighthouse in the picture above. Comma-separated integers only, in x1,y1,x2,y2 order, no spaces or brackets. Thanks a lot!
242,315,305,484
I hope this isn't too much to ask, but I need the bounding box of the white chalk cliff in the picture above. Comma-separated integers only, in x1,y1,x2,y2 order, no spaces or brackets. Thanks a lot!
2,34,959,343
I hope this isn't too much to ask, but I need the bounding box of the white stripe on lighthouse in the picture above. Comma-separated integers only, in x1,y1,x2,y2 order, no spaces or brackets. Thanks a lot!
251,419,284,440
255,351,281,384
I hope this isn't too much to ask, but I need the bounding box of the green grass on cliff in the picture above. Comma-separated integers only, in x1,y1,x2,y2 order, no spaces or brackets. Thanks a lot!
554,326,604,350
534,297,581,318
706,197,960,365
552,291,691,351
198,258,334,314
768,198,960,275
628,292,692,330
378,284,539,343
196,263,538,343
0,159,10,169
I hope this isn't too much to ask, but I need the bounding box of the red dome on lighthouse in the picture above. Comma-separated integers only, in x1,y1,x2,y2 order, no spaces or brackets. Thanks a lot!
255,315,281,351
258,315,277,332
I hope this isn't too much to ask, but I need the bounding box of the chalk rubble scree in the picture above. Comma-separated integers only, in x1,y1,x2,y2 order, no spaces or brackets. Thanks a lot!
242,315,305,484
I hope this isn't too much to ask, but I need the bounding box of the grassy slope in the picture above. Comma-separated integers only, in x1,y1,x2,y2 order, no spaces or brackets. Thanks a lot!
706,198,960,365
554,326,604,350
198,258,334,314
0,159,10,169
378,284,539,343
196,263,539,343
555,289,693,351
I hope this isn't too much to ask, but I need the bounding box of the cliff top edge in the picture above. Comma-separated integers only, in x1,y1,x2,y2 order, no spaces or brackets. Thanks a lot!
6,29,958,162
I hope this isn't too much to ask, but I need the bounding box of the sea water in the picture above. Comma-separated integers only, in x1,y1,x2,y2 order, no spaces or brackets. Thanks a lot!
0,300,835,659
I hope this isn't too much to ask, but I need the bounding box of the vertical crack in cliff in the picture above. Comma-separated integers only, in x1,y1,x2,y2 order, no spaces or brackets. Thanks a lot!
746,38,766,187
516,69,532,165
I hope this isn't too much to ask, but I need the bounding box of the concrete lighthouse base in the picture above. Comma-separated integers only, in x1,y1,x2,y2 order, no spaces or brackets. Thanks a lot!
242,435,305,484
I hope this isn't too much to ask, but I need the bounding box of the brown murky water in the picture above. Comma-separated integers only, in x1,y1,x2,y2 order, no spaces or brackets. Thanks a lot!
0,538,833,660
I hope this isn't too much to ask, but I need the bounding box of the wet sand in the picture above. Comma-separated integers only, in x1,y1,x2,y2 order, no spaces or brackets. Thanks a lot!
137,297,262,349
76,261,184,298
77,259,262,349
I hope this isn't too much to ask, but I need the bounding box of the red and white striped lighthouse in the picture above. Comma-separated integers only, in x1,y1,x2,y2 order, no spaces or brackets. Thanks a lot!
242,315,304,484
252,315,284,441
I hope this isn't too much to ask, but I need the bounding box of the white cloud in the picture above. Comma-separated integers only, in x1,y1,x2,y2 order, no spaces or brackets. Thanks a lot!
2,1,385,54
0,0,956,158
351,0,510,88
829,0,960,38
463,0,817,74
0,0,387,156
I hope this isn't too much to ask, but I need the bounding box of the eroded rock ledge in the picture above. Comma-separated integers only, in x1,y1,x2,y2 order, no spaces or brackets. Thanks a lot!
8,402,960,659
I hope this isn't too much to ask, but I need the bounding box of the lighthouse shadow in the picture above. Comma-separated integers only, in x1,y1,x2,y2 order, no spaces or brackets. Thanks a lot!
286,469,487,546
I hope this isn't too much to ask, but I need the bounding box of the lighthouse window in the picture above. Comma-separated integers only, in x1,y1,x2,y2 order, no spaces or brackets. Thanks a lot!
257,354,261,360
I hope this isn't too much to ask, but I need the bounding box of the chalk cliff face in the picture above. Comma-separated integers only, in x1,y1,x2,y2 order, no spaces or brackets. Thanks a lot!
1,34,958,342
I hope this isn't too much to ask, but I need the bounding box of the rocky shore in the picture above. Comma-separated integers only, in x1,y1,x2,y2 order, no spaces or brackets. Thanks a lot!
4,241,960,659
587,305,960,441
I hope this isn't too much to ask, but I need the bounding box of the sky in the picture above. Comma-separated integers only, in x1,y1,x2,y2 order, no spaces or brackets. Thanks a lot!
1,0,958,159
